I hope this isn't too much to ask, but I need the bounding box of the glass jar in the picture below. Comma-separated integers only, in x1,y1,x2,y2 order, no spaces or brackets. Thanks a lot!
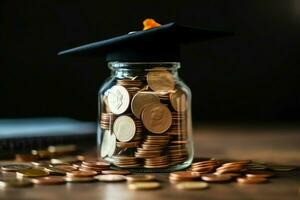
97,62,193,172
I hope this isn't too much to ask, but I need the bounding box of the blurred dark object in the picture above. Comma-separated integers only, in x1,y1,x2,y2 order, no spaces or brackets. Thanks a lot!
0,1,299,122
0,118,96,159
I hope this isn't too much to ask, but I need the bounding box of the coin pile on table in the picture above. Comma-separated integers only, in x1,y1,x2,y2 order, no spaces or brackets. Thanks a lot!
0,149,297,190
100,68,190,169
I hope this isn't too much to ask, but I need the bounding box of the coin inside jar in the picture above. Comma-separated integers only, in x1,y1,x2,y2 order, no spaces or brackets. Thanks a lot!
107,85,130,115
141,102,172,134
147,69,175,92
113,115,136,142
170,89,187,112
131,92,160,119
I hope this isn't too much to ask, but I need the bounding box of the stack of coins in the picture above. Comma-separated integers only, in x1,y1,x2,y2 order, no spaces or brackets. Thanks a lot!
112,156,141,168
100,113,116,130
135,135,170,160
99,68,190,169
79,161,110,173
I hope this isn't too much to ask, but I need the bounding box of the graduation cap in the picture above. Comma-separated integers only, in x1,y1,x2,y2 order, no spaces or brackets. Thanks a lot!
58,21,231,62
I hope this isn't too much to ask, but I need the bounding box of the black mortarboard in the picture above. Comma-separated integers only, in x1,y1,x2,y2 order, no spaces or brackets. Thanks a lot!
58,22,231,62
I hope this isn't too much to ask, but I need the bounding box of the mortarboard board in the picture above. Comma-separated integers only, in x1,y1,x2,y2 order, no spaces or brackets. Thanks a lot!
58,22,231,62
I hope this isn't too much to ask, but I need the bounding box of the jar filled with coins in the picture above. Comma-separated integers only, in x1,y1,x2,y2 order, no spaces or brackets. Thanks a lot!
97,62,193,172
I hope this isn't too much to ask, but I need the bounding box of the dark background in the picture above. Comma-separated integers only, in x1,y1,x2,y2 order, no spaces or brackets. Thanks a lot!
1,0,299,123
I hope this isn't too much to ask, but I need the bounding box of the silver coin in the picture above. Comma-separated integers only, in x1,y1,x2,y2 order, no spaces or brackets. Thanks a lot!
108,132,116,157
1,164,32,172
107,85,130,115
113,116,136,142
101,130,111,158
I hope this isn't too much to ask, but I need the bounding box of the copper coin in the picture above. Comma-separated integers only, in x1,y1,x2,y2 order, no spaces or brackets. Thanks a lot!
170,89,187,112
245,171,274,178
237,177,268,184
66,170,97,177
141,102,172,134
147,69,175,92
82,161,110,167
201,174,232,182
32,176,65,185
267,165,297,171
131,92,160,119
102,170,130,175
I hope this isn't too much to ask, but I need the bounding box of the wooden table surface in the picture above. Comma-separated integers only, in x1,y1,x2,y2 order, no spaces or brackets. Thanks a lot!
1,124,300,200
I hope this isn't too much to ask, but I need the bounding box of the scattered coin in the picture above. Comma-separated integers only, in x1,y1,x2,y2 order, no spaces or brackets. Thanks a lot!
95,174,126,182
0,178,33,188
101,170,131,175
201,174,232,183
48,145,77,154
126,175,156,182
15,154,37,162
1,164,32,172
16,169,49,178
64,176,96,183
50,156,79,164
246,171,275,178
267,165,297,172
128,181,161,190
237,177,268,184
176,181,209,190
32,176,65,185
66,170,97,178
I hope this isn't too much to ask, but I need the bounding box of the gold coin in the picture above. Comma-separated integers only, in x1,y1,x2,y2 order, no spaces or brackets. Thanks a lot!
170,89,187,112
131,92,160,119
126,174,156,182
147,69,175,92
0,178,33,188
176,181,209,190
94,174,126,182
113,115,136,142
128,182,161,190
17,169,49,178
107,85,130,115
141,103,172,134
